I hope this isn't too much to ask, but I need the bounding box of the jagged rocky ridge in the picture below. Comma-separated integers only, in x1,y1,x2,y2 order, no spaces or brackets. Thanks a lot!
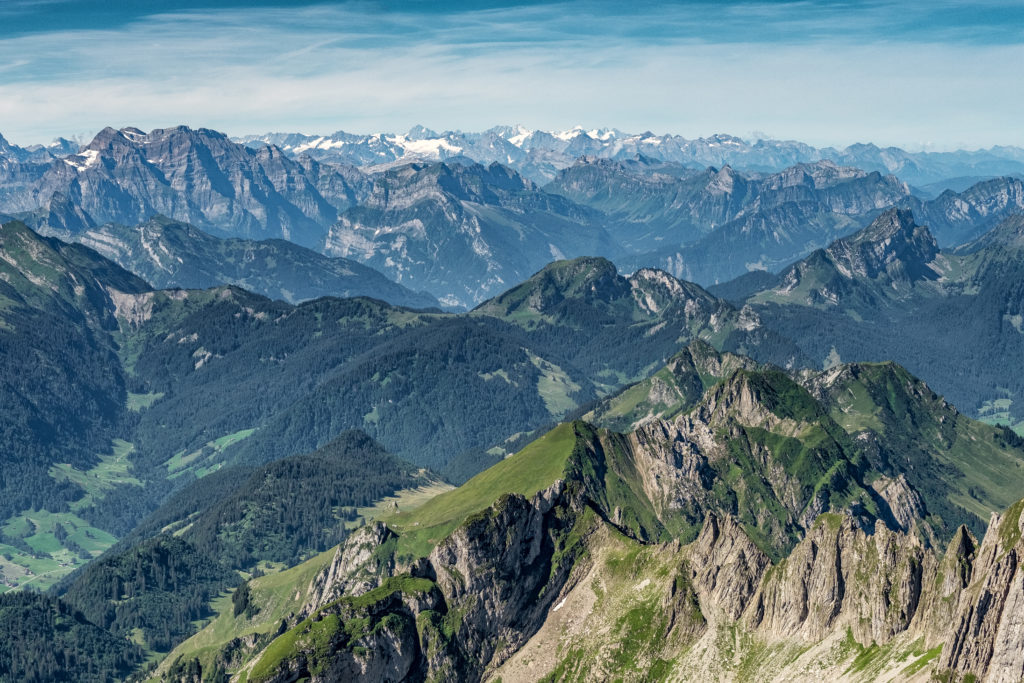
550,156,916,285
548,157,908,249
166,360,1024,682
259,487,1023,683
0,126,369,247
901,176,1024,246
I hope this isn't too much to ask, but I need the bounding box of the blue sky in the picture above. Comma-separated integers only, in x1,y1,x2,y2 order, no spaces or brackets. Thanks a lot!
1,1,1021,149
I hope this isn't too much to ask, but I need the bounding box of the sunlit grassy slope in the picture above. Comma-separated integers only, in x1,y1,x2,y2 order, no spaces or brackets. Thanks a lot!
384,421,577,559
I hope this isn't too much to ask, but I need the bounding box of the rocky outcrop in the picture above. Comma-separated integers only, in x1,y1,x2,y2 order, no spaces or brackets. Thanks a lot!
871,474,927,533
303,522,398,616
904,176,1024,246
231,375,1024,683
747,515,928,645
938,502,1024,681
263,480,583,683
586,340,761,433
685,513,770,619
914,525,977,645
244,479,1024,683
825,208,939,285
627,367,883,558
428,481,572,676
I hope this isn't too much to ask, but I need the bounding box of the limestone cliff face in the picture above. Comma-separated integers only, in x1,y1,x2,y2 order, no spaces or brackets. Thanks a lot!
250,487,1024,683
303,522,397,616
3,126,363,247
685,513,770,620
747,515,929,645
260,481,582,683
428,481,571,677
627,368,881,558
938,503,1024,682
233,399,1024,683
684,504,1024,683
870,474,927,533
914,525,977,646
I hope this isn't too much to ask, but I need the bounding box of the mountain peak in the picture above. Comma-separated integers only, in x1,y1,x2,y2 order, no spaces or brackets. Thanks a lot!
374,158,533,206
407,125,439,140
825,208,938,281
84,126,130,151
706,164,740,193
523,257,621,299
851,207,918,244
472,257,625,318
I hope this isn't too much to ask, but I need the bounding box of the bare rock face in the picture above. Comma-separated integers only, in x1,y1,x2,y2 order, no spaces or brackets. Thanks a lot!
871,474,927,533
428,481,571,677
242,393,1024,683
938,503,1024,681
825,208,939,284
747,515,927,645
915,525,978,646
303,522,397,616
685,513,770,619
663,562,708,642
286,480,577,682
629,417,717,520
249,478,1024,683
627,369,856,557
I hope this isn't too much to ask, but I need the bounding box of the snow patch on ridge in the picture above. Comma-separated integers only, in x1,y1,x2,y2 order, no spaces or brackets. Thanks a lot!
63,149,100,171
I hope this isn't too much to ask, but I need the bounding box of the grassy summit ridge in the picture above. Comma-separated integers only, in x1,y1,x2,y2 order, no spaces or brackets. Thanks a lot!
386,421,578,559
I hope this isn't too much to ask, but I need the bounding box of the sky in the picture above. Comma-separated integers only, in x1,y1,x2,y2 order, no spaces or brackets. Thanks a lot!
1,0,1022,149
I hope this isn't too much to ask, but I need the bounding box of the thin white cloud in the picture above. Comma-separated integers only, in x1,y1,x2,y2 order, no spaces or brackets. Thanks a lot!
0,2,1021,149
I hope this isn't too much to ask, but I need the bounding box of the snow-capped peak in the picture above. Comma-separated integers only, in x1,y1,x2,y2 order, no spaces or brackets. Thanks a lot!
552,125,587,142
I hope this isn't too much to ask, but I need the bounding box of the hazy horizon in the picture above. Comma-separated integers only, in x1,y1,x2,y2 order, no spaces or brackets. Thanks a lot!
5,123,1023,156
2,0,1022,150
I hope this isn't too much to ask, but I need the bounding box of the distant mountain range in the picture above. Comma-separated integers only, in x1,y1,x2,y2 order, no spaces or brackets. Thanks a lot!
0,126,369,247
322,161,620,307
237,124,1024,187
4,125,1024,307
551,157,910,283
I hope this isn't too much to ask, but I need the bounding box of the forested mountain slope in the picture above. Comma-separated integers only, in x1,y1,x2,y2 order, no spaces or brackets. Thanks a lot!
1,220,796,595
732,208,1024,432
50,216,438,308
